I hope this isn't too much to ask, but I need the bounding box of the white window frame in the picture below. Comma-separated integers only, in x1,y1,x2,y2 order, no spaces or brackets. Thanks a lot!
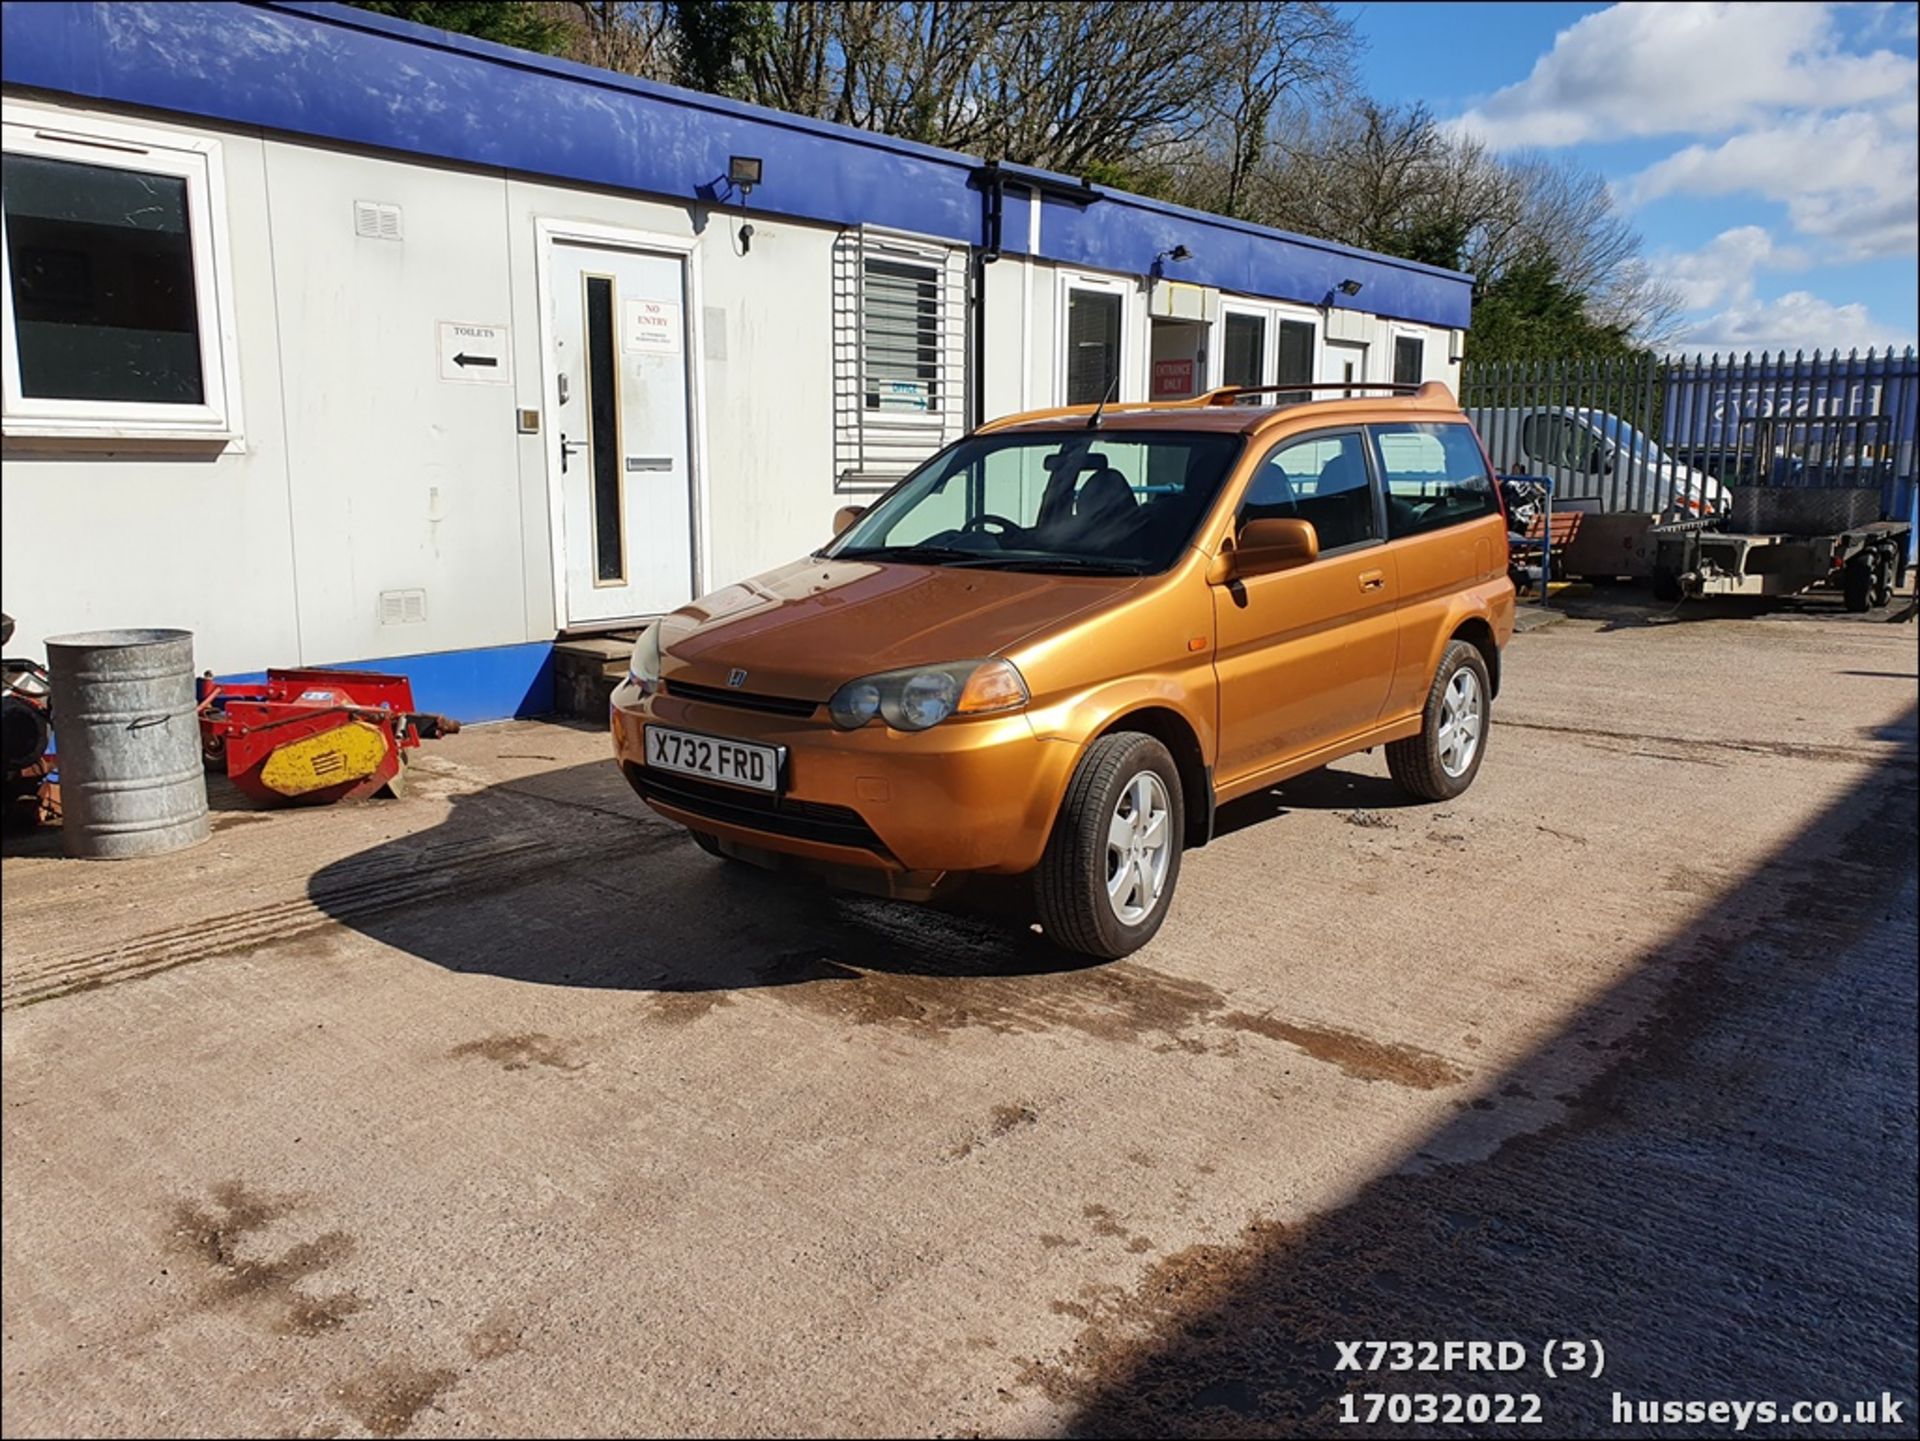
1210,297,1323,400
1215,301,1272,394
1055,270,1141,406
1390,328,1429,388
1,102,243,442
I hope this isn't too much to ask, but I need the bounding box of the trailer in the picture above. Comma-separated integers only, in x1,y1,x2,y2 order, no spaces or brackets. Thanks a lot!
1652,486,1911,610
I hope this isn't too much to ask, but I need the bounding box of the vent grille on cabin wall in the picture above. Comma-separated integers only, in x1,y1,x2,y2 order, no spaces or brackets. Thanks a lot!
353,200,403,241
379,589,427,625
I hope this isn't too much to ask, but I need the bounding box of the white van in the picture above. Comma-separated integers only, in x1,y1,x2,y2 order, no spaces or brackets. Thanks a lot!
1468,406,1729,516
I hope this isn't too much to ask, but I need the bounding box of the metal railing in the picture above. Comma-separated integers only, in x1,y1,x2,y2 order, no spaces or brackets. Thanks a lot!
1460,348,1919,529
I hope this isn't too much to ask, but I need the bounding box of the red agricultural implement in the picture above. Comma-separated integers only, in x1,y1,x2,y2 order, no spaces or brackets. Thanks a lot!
197,669,459,806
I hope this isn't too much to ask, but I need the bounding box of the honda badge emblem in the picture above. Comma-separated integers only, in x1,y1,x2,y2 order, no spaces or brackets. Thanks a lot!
727,668,748,688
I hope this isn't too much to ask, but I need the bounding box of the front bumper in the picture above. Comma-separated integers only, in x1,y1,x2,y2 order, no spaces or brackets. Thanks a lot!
609,676,1077,876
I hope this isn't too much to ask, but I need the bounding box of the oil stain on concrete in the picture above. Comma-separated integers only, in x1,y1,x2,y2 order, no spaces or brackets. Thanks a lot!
166,1180,364,1336
334,1359,459,1439
446,1033,583,1073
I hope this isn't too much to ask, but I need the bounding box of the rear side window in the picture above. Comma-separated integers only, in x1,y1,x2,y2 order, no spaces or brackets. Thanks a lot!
1371,423,1499,539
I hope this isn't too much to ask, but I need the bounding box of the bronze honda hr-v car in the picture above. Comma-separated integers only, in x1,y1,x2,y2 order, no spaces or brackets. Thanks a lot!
611,381,1514,958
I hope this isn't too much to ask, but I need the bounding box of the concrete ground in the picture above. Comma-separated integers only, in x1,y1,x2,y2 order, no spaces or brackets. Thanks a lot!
3,594,1915,1438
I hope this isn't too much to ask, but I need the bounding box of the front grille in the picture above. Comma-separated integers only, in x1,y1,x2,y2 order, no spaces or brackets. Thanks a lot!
663,679,818,718
624,764,885,852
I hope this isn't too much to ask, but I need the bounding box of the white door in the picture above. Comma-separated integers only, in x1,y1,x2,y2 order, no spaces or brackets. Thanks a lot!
548,241,695,626
1325,340,1369,397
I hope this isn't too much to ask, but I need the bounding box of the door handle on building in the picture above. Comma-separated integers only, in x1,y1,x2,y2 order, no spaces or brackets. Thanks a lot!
1358,569,1385,592
559,433,587,474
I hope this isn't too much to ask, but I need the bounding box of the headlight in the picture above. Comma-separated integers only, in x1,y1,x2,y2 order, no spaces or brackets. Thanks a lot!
828,679,881,729
627,625,663,696
826,659,1028,732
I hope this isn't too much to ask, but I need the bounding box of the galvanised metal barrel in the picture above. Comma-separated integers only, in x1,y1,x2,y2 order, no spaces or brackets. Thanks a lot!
46,629,210,860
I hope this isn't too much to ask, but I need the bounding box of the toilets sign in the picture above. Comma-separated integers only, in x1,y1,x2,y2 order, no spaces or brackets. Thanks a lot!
437,322,510,383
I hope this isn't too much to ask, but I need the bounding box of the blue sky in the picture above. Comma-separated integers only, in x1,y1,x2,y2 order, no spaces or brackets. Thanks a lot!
1343,1,1919,355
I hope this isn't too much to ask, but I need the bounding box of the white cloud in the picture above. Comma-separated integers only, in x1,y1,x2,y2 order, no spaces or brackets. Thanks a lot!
1675,288,1915,356
1452,2,1913,148
1659,225,1810,310
1623,95,1919,259
1659,226,1914,354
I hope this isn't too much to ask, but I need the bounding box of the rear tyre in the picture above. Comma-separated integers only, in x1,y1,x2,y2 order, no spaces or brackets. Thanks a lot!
1387,641,1491,802
1868,551,1894,610
1035,733,1184,960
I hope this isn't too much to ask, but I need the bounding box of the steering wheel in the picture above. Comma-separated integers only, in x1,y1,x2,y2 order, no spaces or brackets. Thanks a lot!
960,513,1021,537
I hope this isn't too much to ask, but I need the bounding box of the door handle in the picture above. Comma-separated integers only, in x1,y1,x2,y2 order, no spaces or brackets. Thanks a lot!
559,433,587,474
1358,569,1386,592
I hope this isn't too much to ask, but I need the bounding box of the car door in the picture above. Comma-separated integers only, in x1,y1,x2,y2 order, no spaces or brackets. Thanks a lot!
1211,428,1399,786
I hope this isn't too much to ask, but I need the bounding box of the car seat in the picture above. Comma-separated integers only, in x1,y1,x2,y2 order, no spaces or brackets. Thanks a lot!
1070,467,1139,547
1300,449,1372,549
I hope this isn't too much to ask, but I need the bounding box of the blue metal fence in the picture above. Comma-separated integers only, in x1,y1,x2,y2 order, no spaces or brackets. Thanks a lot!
1462,348,1919,548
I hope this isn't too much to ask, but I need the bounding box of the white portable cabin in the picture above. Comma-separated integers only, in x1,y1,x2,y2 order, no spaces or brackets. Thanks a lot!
1,0,1474,719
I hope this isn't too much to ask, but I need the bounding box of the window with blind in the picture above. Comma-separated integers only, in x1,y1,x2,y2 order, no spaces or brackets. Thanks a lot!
1276,319,1314,403
831,229,967,491
1065,288,1122,405
1394,334,1425,386
1223,312,1264,391
862,257,940,414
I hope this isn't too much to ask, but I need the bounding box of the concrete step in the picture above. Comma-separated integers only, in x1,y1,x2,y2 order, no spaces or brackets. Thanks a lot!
552,637,632,720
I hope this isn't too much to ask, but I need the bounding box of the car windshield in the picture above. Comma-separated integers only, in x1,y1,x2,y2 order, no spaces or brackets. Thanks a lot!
827,429,1245,574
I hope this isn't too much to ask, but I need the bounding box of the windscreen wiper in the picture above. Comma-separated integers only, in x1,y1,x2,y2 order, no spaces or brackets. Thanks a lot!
835,545,991,565
953,556,1148,575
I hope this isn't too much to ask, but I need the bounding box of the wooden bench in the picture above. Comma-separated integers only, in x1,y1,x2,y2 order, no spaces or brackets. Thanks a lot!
1522,511,1583,554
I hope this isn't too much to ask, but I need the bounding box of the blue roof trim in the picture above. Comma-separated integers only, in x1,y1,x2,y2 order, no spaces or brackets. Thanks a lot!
0,0,1472,328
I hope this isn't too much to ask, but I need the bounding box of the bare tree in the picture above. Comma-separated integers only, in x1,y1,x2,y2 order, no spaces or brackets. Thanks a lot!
540,0,674,77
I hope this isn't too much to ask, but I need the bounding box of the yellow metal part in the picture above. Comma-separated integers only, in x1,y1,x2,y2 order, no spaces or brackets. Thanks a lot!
258,719,392,796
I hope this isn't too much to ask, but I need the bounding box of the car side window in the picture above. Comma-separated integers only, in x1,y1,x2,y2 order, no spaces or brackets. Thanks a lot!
1521,413,1581,470
1241,432,1377,552
1371,422,1501,539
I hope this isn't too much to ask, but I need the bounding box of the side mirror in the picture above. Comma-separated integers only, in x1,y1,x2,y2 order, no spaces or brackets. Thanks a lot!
832,504,867,537
1228,517,1319,578
1587,445,1609,475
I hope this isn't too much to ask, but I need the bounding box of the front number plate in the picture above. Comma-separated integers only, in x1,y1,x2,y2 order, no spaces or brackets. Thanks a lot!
644,725,780,793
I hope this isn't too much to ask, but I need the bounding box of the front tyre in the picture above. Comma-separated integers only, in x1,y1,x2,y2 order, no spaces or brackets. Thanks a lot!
1035,733,1184,959
1387,640,1492,802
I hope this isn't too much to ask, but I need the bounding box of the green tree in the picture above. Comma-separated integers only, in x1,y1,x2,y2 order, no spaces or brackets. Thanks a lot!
668,1,778,100
349,1,569,54
1467,254,1641,363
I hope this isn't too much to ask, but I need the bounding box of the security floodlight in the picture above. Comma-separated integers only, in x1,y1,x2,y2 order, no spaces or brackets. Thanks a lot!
1336,278,1364,296
728,155,764,196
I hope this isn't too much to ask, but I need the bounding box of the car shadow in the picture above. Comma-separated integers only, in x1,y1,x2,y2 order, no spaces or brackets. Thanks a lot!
301,753,1401,993
303,759,1123,992
1213,762,1420,837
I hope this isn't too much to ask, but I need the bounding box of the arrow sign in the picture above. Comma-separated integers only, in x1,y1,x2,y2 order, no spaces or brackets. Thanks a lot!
438,321,511,384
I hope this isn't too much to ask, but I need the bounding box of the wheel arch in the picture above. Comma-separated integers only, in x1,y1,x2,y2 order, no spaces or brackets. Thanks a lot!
1093,704,1215,849
1447,614,1501,698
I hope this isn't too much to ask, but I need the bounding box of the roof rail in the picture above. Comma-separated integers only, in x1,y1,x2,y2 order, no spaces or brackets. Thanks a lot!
974,380,1455,434
1201,381,1426,406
